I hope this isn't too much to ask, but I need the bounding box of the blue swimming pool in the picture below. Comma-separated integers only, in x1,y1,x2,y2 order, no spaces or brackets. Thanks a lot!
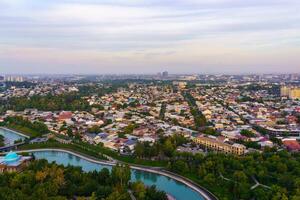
33,150,205,200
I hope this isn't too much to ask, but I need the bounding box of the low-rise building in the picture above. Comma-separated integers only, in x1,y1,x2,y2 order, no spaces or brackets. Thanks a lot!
0,152,32,173
282,138,300,152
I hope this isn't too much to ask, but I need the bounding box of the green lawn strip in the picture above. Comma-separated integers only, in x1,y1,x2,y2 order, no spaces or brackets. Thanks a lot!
73,141,168,167
19,141,108,161
6,125,41,138
21,140,168,167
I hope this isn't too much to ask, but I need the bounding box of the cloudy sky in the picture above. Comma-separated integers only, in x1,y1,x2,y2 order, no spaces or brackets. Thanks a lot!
0,0,300,74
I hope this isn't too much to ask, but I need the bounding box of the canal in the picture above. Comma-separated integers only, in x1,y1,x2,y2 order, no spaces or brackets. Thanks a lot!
0,127,27,145
1,128,207,200
33,150,205,200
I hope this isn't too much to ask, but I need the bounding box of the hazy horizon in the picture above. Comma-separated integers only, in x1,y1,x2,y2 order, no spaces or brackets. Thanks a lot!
2,72,300,77
1,0,300,74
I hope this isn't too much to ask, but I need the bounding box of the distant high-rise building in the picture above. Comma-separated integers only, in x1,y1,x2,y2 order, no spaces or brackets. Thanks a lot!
0,76,4,82
290,74,299,81
15,76,24,82
281,86,300,100
281,86,290,97
289,88,300,100
4,76,24,82
162,71,168,77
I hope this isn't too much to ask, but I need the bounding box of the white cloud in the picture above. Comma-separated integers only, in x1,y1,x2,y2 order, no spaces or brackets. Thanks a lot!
0,0,299,73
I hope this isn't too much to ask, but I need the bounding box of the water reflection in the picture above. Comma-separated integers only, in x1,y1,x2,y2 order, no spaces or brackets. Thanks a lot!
133,170,158,183
68,153,73,160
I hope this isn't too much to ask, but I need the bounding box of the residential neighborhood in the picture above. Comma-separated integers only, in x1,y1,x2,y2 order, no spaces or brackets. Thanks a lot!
1,75,300,155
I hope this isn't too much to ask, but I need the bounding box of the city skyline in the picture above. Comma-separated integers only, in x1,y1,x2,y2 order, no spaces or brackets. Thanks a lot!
1,0,300,74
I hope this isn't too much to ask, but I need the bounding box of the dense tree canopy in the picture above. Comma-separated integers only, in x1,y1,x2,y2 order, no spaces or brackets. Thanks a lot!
4,116,49,138
6,94,91,112
168,150,300,200
134,134,188,159
0,159,167,200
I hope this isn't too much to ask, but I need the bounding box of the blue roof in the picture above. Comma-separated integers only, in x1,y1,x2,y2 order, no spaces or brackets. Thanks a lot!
4,152,20,162
125,140,136,145
86,133,97,138
97,133,108,139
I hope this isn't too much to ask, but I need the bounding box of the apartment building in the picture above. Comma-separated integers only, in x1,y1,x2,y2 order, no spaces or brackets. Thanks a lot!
194,135,246,155
281,86,300,100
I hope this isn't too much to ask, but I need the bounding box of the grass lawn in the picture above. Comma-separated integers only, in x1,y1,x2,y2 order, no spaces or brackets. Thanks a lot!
7,125,42,138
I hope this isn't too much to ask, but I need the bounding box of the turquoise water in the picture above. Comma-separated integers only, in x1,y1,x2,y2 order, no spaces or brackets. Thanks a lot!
0,128,25,145
33,150,205,200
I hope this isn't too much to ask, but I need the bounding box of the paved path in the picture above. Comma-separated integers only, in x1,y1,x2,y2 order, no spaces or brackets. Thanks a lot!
12,148,218,200
250,176,271,190
220,173,271,191
219,173,232,182
128,190,137,200
0,142,25,151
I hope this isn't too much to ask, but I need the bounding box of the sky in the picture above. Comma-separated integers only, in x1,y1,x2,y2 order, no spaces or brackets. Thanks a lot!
0,0,300,74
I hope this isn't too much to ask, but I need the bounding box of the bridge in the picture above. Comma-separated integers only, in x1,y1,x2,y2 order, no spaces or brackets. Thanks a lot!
0,142,26,152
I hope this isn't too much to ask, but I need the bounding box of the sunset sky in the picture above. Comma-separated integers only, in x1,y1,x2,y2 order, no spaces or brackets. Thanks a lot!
0,0,300,74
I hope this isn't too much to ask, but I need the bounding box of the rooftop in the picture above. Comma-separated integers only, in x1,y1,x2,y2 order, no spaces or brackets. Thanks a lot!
0,151,31,167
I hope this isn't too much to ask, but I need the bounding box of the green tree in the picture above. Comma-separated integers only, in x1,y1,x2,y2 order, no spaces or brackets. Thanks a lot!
203,127,220,136
134,142,145,158
0,135,4,147
67,127,73,137
203,173,216,186
240,129,256,137
163,139,174,157
132,181,146,200
105,190,130,200
145,185,168,200
111,164,131,188
171,160,189,174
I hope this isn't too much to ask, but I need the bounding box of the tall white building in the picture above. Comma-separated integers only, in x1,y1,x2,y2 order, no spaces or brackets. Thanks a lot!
4,76,24,82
